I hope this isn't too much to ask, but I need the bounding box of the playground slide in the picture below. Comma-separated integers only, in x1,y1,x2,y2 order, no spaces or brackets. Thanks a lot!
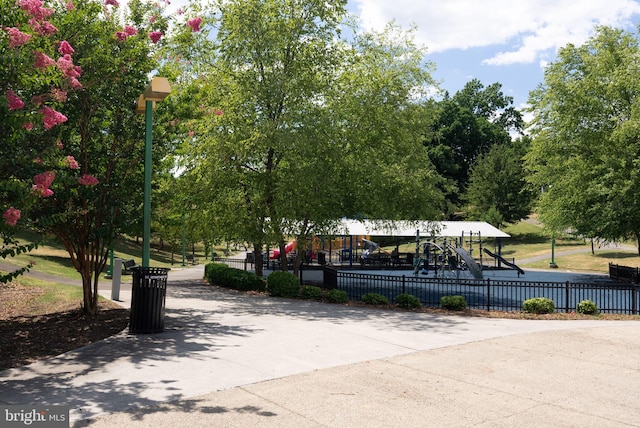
270,240,297,259
453,247,483,280
482,248,525,276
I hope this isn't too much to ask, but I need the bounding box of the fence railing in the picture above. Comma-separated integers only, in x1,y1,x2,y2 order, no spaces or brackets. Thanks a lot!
609,263,640,283
211,259,640,315
331,269,640,315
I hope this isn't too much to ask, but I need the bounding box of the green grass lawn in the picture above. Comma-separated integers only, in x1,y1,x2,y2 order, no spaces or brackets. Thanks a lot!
3,230,214,281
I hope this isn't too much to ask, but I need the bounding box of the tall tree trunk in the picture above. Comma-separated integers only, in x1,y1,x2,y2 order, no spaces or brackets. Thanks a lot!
278,239,287,272
254,245,263,277
81,266,98,317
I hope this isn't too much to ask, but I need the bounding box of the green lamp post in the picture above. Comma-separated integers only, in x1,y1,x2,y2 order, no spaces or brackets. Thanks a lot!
549,235,558,269
136,77,171,267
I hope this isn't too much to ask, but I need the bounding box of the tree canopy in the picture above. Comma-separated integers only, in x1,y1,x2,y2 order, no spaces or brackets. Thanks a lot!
426,79,523,213
164,1,445,273
525,26,640,252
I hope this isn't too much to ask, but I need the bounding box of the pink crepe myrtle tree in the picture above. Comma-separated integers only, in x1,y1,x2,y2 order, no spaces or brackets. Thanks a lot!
0,0,176,315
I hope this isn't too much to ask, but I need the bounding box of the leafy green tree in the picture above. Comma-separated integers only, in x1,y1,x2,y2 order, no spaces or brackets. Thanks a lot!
426,79,523,213
525,26,640,253
165,2,445,274
465,137,534,226
331,24,444,221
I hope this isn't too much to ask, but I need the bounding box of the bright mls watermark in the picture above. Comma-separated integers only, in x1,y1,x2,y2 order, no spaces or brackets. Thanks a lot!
1,406,69,427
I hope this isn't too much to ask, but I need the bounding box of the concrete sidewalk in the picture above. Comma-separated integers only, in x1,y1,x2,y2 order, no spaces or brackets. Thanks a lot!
1,266,639,427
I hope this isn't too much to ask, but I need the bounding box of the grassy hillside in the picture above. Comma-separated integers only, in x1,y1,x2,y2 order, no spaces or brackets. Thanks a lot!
2,230,212,281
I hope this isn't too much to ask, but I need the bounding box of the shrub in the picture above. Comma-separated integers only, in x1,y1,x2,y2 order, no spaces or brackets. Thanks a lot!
396,293,421,309
325,289,348,303
204,262,231,285
300,285,323,301
204,262,265,292
233,270,266,292
267,271,301,298
576,299,599,315
522,297,555,314
441,295,466,311
361,293,390,305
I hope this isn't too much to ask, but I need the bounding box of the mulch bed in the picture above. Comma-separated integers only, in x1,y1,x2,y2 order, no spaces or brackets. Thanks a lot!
1,283,129,371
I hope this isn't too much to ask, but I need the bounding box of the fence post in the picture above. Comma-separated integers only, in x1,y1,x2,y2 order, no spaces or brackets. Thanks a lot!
565,281,570,313
402,275,406,294
486,278,491,311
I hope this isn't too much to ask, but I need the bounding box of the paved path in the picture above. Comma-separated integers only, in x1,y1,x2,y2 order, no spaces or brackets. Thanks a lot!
1,265,639,427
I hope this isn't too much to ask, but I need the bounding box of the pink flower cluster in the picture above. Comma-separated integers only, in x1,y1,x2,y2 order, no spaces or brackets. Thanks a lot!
29,19,57,36
65,155,79,169
149,31,162,44
104,0,119,6
6,27,32,48
32,171,55,197
6,90,25,110
3,207,21,227
57,54,82,88
18,0,54,22
115,25,138,42
34,50,56,69
50,88,67,102
78,174,99,186
18,0,57,36
58,40,74,55
186,17,202,32
41,105,67,130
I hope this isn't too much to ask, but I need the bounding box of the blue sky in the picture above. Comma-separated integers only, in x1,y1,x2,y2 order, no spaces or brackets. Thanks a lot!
349,0,640,112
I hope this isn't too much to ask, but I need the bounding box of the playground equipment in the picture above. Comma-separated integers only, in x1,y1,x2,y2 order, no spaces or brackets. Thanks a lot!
412,230,489,280
270,240,297,259
360,238,393,265
483,248,525,276
412,229,524,279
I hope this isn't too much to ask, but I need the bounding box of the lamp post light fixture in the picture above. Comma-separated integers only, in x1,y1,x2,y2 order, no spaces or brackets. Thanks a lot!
137,77,171,267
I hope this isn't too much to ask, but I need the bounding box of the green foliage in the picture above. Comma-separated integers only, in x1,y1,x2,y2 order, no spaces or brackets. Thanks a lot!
441,295,467,311
465,138,534,226
576,300,599,315
0,233,37,284
167,2,445,266
266,271,300,298
425,79,523,211
522,297,555,314
361,293,390,305
325,289,348,304
525,26,640,251
204,262,265,292
396,293,421,309
300,285,323,301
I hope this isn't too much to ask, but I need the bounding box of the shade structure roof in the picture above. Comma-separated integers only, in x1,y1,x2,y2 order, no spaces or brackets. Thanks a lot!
333,219,510,239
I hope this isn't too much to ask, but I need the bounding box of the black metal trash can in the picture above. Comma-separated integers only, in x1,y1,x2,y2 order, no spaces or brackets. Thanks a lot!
129,267,170,334
317,252,326,265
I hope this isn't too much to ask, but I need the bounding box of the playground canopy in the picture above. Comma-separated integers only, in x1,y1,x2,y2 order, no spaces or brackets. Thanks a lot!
332,219,510,239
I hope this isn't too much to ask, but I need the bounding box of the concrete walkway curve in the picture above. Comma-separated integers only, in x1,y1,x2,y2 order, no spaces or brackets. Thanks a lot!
1,265,639,427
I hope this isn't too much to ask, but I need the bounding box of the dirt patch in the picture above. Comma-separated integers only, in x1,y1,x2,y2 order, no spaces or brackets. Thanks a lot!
1,283,129,371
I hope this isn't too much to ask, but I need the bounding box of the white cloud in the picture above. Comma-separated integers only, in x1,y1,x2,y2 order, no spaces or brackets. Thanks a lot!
352,0,640,65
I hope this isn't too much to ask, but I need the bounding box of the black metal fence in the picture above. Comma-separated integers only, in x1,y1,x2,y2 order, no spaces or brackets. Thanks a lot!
332,269,640,315
609,263,640,283
214,257,249,270
211,258,640,314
